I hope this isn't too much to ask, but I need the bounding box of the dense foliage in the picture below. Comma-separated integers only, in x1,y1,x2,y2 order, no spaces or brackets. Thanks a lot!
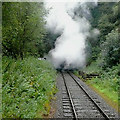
82,2,120,110
2,2,58,118
2,2,48,59
101,29,119,68
0,60,1,119
2,57,56,118
2,2,120,118
83,63,120,110
89,2,120,68
90,65,120,93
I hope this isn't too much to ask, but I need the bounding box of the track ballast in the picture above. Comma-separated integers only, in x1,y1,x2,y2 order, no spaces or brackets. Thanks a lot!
61,72,118,119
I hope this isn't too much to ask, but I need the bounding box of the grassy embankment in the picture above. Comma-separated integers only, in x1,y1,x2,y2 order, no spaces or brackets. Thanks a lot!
2,56,57,118
74,61,120,112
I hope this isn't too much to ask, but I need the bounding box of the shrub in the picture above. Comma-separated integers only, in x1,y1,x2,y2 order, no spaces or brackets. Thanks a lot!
2,56,57,118
101,29,120,68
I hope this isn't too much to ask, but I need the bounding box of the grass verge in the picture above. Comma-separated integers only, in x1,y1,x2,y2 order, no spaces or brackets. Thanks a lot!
2,56,57,118
86,81,119,112
74,63,120,112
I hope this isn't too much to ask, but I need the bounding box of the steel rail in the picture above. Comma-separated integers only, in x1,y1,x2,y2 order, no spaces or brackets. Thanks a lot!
61,72,78,120
68,72,110,120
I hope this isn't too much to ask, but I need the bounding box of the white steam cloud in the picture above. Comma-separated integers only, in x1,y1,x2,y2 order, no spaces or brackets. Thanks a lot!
44,0,98,69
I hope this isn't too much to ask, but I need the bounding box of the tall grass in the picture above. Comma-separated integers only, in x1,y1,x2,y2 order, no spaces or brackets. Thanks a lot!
2,56,57,118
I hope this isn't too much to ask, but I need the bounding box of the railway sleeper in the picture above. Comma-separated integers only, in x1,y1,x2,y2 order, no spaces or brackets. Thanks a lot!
63,109,73,113
63,106,71,109
63,113,74,117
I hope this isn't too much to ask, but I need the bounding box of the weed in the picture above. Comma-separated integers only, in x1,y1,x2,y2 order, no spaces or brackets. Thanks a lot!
2,56,57,118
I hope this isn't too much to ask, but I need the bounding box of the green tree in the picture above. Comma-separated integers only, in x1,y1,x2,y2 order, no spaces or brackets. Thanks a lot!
2,2,47,59
101,29,120,68
88,2,119,68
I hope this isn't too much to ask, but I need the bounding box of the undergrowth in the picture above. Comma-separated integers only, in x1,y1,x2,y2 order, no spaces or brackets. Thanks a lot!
2,56,57,118
74,62,120,110
0,54,2,119
86,64,120,104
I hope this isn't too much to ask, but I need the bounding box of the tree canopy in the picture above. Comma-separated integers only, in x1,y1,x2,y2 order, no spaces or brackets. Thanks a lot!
2,2,47,59
88,2,120,68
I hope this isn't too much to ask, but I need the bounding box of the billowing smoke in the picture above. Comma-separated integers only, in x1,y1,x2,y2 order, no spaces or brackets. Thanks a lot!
44,1,98,69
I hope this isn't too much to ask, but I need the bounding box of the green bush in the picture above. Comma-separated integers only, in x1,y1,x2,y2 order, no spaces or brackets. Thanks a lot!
86,64,120,104
2,56,57,118
0,54,2,119
101,29,120,68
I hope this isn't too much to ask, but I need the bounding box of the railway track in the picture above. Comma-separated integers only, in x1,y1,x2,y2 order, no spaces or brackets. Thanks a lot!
61,72,118,119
